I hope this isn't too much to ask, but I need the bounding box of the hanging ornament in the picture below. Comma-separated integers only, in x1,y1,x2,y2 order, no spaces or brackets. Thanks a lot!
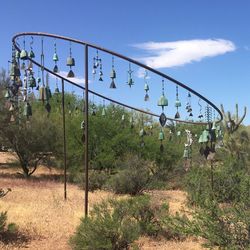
175,85,181,119
144,70,149,101
20,39,28,60
198,99,204,120
23,102,32,117
91,103,97,116
99,60,103,82
157,79,168,127
130,115,134,129
54,77,60,94
158,128,165,152
67,42,75,78
127,63,134,88
45,73,52,101
28,72,36,89
28,36,35,59
53,40,59,73
9,103,15,112
110,56,116,88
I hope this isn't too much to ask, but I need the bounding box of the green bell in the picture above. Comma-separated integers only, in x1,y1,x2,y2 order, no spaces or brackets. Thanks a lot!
23,102,32,117
20,49,28,60
158,130,165,140
53,52,59,62
157,94,168,107
15,50,20,59
29,50,35,58
4,90,10,98
102,107,106,116
177,131,181,136
183,148,189,158
67,57,75,66
139,128,146,137
175,99,181,108
67,69,75,78
144,83,149,91
121,114,125,121
175,111,180,119
199,130,209,143
110,69,116,79
212,122,216,130
28,75,36,88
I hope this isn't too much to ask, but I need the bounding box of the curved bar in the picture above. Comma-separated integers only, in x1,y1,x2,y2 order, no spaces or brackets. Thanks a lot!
12,32,223,124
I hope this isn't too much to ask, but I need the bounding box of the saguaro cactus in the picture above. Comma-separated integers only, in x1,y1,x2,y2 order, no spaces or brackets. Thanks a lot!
221,104,247,134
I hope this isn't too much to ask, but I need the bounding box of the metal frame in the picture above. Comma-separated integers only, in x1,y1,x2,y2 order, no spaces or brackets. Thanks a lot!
12,32,223,217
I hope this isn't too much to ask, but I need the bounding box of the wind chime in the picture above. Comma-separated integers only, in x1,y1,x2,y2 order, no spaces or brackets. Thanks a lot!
144,70,149,101
54,77,60,94
139,114,146,147
183,130,193,171
186,92,193,118
157,79,168,151
91,94,97,116
53,40,59,73
92,50,103,81
67,42,75,78
110,56,116,88
20,38,28,70
175,85,181,119
198,99,204,120
101,99,106,116
127,63,134,88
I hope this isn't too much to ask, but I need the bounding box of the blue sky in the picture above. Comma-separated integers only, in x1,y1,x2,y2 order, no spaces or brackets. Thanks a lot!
1,0,250,124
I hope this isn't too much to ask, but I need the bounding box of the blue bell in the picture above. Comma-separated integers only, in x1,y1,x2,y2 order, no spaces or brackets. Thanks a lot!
20,49,28,60
157,94,168,107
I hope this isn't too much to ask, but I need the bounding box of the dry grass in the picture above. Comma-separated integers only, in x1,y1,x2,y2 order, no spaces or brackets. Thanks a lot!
0,152,206,250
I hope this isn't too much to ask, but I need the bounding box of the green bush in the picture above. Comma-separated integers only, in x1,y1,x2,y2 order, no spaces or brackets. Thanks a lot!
70,196,163,250
107,155,151,195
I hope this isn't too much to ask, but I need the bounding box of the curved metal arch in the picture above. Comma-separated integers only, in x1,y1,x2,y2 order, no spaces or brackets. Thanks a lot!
12,32,223,124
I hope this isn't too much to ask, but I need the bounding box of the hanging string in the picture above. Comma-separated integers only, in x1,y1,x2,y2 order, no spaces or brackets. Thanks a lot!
41,37,45,87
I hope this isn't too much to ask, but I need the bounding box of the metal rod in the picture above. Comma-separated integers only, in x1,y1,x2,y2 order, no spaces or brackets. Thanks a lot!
62,79,67,200
84,45,89,217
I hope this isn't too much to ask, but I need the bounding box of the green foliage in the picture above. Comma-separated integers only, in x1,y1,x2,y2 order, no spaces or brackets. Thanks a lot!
70,195,162,250
107,155,151,195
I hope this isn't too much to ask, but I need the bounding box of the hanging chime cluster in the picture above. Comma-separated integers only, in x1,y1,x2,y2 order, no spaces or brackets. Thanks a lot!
92,50,103,82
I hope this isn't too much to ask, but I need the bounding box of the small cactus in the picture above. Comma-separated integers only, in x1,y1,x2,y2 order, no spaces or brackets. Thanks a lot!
221,104,247,134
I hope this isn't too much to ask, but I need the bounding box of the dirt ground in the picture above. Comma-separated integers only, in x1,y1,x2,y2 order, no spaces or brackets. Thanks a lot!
0,152,206,250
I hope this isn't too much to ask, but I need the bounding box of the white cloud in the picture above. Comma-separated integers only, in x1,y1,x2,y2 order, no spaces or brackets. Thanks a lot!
136,67,151,79
50,71,86,84
133,39,236,69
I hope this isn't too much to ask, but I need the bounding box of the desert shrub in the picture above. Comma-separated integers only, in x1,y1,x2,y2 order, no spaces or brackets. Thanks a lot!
0,211,7,234
107,155,151,195
70,196,163,250
164,200,250,249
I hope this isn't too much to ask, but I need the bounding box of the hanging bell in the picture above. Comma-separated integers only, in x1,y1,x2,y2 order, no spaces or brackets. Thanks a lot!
101,107,106,116
10,114,15,122
91,104,97,116
15,50,20,59
45,86,52,100
20,49,28,60
67,57,75,66
4,90,10,98
28,75,36,88
9,104,14,112
144,93,149,101
144,83,149,92
21,62,26,70
10,62,21,77
53,52,59,62
189,112,193,117
37,77,41,84
159,112,167,127
175,99,181,108
99,71,103,81
110,79,116,89
23,102,32,117
110,69,116,79
92,68,96,75
177,131,181,136
29,50,35,58
198,114,203,119
175,111,180,119
53,65,59,73
127,78,134,88
158,130,165,140
54,87,60,94
157,94,168,107
212,122,216,130
183,148,189,158
139,128,146,137
67,69,75,78
121,114,125,121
